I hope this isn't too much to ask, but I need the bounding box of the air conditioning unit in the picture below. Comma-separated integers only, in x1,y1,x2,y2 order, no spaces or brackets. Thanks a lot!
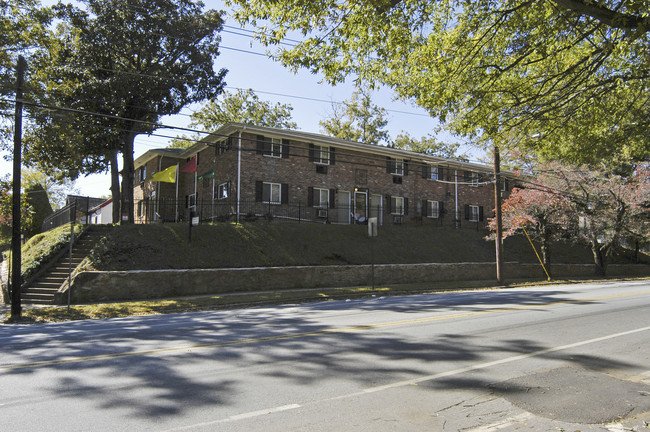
392,215,403,224
317,209,328,218
316,165,328,174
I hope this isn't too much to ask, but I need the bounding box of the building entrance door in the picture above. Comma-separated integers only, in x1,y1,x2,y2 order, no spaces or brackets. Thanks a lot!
337,191,351,224
354,191,368,223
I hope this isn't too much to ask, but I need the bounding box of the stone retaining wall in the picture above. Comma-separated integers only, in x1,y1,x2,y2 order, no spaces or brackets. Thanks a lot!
60,262,650,304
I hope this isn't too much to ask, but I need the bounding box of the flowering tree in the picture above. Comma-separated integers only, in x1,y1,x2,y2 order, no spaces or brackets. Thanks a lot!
494,162,650,276
489,184,571,273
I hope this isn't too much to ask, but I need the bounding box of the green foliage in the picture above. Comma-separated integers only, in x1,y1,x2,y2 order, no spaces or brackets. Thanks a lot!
319,89,390,145
21,169,77,209
3,223,83,285
392,132,469,161
25,0,228,222
0,174,34,246
0,0,52,145
170,88,297,149
24,182,52,237
228,0,650,165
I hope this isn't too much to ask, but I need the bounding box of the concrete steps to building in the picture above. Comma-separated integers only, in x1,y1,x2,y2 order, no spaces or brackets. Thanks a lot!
21,225,113,305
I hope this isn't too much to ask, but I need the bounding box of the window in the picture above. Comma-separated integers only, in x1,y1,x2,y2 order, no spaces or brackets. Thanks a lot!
138,166,146,183
216,182,230,200
427,200,440,218
469,205,480,222
465,171,480,187
186,193,196,209
313,188,329,208
387,157,406,176
393,159,404,176
263,182,281,204
355,169,367,185
314,145,329,164
429,166,438,180
257,135,285,158
391,196,404,215
216,138,231,156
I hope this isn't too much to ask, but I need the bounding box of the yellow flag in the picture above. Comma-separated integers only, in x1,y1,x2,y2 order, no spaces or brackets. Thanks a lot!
151,164,177,183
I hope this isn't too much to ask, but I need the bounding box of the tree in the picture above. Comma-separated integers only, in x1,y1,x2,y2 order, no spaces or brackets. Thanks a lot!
392,132,469,161
24,182,52,237
21,169,78,209
26,0,227,223
489,184,571,273
498,162,650,276
0,175,33,244
170,88,297,149
0,0,52,144
319,89,390,146
228,0,650,165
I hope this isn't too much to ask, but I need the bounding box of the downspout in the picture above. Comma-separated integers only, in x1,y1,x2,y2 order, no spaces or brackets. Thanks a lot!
236,129,243,223
455,169,459,229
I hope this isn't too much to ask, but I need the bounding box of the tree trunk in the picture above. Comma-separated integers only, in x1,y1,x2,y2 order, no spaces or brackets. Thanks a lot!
110,150,120,224
591,239,607,277
541,240,552,278
120,132,137,224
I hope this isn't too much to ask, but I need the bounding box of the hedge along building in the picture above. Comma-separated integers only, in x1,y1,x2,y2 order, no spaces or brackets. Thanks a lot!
133,122,511,227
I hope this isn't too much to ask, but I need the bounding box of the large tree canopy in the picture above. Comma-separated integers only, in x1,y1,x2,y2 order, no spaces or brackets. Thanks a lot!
170,88,297,149
228,0,650,165
25,0,227,223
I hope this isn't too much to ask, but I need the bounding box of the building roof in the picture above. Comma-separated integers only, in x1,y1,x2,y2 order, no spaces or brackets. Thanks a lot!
135,123,499,174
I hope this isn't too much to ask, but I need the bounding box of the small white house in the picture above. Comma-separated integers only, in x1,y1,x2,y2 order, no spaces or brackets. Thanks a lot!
89,199,113,224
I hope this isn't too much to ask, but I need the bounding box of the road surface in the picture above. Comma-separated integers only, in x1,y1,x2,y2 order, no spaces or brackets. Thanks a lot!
1,279,649,431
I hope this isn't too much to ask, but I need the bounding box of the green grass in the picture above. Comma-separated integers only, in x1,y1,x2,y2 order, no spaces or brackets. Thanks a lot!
3,224,84,283
84,222,600,271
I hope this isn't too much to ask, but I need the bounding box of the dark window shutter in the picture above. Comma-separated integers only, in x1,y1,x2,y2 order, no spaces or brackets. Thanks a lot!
307,187,314,206
439,167,444,180
308,144,315,162
256,135,265,155
439,201,445,216
255,181,263,202
386,195,392,213
421,200,428,217
422,165,429,179
185,195,189,208
404,161,409,176
329,147,335,165
281,183,289,204
329,189,336,208
386,157,393,173
281,139,290,158
226,136,232,150
464,204,470,220
503,178,509,191
479,206,484,221
404,198,409,215
464,171,471,182
227,181,231,196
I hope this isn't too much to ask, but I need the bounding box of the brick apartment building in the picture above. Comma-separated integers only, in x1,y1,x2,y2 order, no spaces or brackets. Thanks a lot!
133,123,511,227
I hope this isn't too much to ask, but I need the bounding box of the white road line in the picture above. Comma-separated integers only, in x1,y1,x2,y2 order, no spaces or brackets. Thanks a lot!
165,325,650,431
326,324,650,398
160,404,301,431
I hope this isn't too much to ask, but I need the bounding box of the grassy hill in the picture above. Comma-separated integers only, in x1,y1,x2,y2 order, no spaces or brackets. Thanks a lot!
82,222,611,271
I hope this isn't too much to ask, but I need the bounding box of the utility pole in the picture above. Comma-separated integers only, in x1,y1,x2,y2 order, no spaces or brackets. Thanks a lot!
11,56,26,320
494,145,503,284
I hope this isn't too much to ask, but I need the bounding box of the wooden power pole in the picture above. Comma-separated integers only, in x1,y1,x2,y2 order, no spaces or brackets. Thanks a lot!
494,145,504,284
11,55,26,320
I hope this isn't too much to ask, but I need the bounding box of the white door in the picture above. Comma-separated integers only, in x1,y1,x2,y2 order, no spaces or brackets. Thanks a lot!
336,191,351,224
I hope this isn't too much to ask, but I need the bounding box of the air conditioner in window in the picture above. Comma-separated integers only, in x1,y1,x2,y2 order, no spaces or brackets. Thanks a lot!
316,165,328,174
317,209,328,218
392,215,403,224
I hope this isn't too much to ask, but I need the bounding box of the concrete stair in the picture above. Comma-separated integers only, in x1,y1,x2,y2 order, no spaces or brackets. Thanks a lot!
22,225,112,305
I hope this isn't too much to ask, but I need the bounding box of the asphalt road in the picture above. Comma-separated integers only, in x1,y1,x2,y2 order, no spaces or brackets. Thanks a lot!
1,279,649,431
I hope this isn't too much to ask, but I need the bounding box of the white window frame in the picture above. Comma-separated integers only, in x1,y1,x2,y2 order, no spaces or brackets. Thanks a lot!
427,200,440,218
392,159,405,176
188,193,196,209
470,172,480,187
263,182,281,204
217,182,229,200
391,196,404,215
469,204,480,222
313,187,329,208
429,165,438,180
264,138,283,158
313,145,330,165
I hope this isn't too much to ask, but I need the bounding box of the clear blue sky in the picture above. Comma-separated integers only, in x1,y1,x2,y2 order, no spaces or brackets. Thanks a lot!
1,0,483,198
